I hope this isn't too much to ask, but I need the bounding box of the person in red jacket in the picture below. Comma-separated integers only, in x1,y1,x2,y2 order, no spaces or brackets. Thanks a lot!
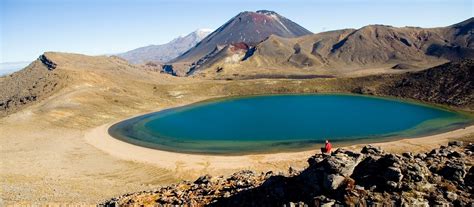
325,140,332,153
321,140,332,154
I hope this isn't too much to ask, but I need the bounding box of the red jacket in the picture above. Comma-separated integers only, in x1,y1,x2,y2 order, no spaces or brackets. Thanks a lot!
325,142,332,153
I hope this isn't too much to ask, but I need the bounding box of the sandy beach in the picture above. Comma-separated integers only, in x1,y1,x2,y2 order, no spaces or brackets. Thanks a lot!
86,120,474,173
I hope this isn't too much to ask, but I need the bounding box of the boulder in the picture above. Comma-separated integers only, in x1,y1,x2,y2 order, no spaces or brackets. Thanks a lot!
405,198,429,207
384,167,403,183
382,167,403,191
307,154,325,166
352,153,406,191
444,191,458,202
385,181,399,191
318,151,364,177
195,175,212,184
405,163,429,183
402,152,413,159
313,195,336,207
351,156,379,185
415,153,427,159
351,86,374,95
447,151,463,158
465,167,474,188
429,194,450,206
428,148,440,157
323,174,346,191
467,143,474,152
448,141,463,147
361,145,383,155
439,160,466,183
378,154,401,167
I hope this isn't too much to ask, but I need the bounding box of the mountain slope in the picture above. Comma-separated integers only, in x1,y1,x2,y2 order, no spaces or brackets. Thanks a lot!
426,18,474,60
381,59,474,108
0,55,67,115
172,10,312,65
118,29,211,64
190,17,473,78
0,52,181,117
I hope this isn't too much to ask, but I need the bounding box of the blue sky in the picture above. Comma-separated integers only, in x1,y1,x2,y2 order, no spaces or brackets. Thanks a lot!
1,0,472,62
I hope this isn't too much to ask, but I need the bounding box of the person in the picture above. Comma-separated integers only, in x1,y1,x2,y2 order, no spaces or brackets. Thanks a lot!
325,140,332,153
321,140,332,154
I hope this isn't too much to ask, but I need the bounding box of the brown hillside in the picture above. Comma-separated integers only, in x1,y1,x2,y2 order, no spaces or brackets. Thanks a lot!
186,18,473,79
0,55,67,115
381,59,474,108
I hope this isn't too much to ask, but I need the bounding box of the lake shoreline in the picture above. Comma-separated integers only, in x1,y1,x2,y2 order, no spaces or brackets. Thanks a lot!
85,118,474,172
105,93,474,155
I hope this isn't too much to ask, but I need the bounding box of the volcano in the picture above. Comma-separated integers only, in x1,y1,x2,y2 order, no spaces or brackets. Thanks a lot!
172,10,312,64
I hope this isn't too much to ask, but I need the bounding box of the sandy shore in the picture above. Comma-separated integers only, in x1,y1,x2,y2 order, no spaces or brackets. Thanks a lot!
86,120,474,173
85,123,316,172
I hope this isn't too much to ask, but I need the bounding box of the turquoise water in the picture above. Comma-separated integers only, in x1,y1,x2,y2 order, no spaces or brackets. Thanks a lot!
109,94,472,154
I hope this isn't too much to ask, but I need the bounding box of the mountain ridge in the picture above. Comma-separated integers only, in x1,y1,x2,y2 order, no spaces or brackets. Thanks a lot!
181,17,473,79
118,29,212,64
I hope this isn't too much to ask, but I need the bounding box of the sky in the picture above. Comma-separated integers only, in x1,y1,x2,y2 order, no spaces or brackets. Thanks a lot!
0,0,473,63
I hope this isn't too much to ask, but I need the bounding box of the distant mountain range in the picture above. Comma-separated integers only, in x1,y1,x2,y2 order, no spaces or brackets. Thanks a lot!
161,11,473,78
118,29,212,64
117,10,473,78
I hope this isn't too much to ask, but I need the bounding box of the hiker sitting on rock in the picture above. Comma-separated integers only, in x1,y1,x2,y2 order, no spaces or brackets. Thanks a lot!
321,140,332,154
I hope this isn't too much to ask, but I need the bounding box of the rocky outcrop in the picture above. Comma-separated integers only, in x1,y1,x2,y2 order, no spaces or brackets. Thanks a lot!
187,43,252,75
39,54,57,70
391,63,419,70
101,142,474,206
